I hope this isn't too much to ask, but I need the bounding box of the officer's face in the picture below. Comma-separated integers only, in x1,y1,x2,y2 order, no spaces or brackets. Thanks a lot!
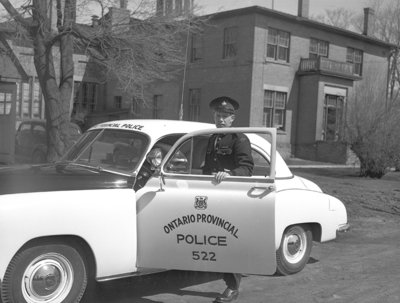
213,111,235,128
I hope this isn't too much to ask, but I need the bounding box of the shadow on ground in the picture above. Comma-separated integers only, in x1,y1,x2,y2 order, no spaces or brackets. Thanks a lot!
81,270,222,303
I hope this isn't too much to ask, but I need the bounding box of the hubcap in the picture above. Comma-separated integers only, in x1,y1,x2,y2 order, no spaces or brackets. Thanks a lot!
283,227,307,264
22,253,74,303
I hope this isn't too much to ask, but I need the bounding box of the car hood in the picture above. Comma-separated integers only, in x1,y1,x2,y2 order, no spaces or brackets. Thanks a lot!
0,164,134,195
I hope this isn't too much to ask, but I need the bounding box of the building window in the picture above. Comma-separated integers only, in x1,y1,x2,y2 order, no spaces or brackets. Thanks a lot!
22,82,30,118
189,89,201,121
175,0,183,14
266,28,290,62
190,34,203,62
322,94,344,141
83,82,97,112
14,79,45,119
183,0,191,13
309,38,329,58
132,96,141,115
153,95,163,119
32,80,42,118
263,90,287,130
0,92,12,115
74,82,97,113
73,81,82,113
114,96,122,109
223,26,237,59
156,0,164,15
347,47,363,76
16,82,21,117
166,0,173,15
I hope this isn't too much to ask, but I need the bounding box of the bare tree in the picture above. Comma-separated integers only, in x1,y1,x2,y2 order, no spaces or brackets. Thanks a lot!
312,7,357,30
312,0,400,97
368,0,400,100
346,69,400,177
0,0,204,161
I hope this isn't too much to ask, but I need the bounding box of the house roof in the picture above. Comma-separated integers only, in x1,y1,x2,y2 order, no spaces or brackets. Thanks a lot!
206,5,396,49
0,34,29,81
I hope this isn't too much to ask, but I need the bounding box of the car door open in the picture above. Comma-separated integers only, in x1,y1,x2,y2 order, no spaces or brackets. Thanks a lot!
136,127,277,276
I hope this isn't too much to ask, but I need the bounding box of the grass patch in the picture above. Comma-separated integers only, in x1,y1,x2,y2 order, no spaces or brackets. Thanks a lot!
291,168,400,219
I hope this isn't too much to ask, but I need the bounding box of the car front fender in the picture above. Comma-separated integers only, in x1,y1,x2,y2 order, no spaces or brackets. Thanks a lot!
0,188,138,281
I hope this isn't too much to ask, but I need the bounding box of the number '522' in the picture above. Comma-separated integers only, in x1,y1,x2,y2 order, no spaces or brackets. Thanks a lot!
192,251,216,261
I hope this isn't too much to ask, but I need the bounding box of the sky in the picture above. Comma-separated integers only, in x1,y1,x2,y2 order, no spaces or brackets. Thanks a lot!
196,0,370,16
67,0,371,25
0,0,372,22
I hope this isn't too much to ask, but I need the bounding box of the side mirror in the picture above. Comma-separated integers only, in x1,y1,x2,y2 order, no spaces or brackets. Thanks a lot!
166,151,188,172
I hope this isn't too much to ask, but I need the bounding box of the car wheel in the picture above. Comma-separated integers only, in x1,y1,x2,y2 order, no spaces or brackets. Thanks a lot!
1,244,88,303
32,150,46,163
276,224,312,275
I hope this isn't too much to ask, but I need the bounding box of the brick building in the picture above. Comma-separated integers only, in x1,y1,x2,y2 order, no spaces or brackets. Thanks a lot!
150,1,393,163
0,0,394,163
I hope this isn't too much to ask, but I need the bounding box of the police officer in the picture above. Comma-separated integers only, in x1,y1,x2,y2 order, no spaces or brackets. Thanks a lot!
202,96,254,303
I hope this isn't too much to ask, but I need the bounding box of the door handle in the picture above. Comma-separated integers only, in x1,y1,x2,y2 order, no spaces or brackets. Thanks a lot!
248,186,275,198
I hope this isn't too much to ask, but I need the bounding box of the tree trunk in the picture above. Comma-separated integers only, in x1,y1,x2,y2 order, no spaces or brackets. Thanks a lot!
31,0,75,162
33,37,71,161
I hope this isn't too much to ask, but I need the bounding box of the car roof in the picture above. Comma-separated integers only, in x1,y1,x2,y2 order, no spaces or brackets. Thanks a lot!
89,119,216,140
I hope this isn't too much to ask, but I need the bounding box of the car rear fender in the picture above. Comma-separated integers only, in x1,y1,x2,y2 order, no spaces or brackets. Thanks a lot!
274,189,347,248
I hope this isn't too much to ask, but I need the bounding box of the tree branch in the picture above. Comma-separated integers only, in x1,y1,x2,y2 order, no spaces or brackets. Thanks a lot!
0,0,37,28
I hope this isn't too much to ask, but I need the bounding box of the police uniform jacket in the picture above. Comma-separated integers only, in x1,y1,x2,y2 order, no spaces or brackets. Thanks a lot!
202,133,254,176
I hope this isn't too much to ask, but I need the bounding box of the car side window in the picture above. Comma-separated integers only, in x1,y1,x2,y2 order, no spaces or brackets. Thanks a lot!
32,124,45,133
251,149,270,176
19,123,31,132
32,124,46,139
164,135,271,177
164,135,209,175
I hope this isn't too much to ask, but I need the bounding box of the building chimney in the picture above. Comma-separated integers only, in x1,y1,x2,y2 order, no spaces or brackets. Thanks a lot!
297,0,309,18
107,5,131,33
363,7,375,36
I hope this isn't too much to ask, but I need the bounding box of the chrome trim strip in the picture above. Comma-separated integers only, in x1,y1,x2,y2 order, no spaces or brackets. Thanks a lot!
96,268,166,283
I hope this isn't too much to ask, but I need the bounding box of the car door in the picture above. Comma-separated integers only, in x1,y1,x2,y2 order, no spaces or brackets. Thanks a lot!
136,127,277,275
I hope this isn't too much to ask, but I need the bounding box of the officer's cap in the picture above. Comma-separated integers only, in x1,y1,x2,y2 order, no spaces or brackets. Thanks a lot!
209,96,239,114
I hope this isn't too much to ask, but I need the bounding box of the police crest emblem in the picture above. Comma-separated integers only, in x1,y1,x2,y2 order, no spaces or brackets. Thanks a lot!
194,196,208,210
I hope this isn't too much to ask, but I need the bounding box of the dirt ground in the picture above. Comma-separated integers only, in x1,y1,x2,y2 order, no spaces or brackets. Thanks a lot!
1,166,397,303
77,167,400,303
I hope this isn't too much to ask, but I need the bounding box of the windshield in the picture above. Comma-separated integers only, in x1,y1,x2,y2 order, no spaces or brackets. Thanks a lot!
62,129,149,174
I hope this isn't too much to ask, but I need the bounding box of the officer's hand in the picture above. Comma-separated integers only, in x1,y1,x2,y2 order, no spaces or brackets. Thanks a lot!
214,171,230,184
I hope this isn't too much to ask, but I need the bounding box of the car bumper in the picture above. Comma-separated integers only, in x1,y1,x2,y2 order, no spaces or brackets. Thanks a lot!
337,223,350,233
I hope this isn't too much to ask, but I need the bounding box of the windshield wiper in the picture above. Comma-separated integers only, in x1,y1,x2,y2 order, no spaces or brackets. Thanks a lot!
56,161,104,173
56,161,134,177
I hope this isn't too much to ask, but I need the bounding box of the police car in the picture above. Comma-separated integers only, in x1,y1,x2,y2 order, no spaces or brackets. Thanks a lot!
0,119,349,303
